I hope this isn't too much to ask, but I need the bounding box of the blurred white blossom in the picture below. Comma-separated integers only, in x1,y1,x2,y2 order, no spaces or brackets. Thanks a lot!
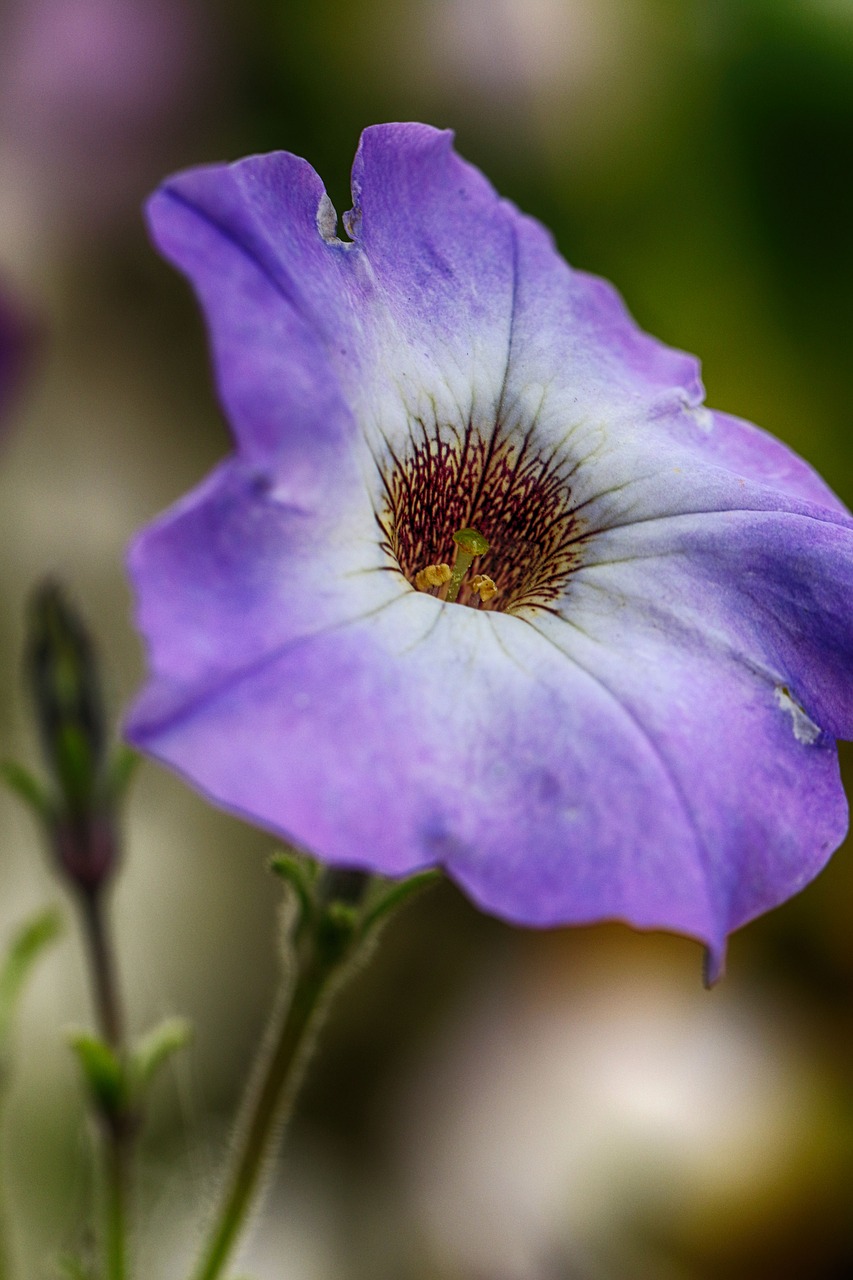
400,937,832,1279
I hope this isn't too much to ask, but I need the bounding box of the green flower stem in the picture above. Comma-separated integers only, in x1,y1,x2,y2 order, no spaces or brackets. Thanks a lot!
78,888,123,1049
188,930,353,1280
0,1132,8,1280
188,863,442,1280
103,1127,130,1280
77,887,130,1280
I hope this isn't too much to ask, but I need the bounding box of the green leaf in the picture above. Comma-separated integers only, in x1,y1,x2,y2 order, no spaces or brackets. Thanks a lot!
0,907,62,1052
68,1030,125,1116
130,1016,192,1096
0,760,54,824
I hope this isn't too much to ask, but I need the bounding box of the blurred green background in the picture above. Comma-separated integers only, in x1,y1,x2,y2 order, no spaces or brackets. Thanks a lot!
1,1,853,1276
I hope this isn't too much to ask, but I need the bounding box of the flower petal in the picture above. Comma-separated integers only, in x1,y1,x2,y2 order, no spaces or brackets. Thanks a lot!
576,508,853,738
498,201,704,427
526,507,853,968
348,123,516,423
147,125,711,495
131,524,849,978
128,455,403,726
146,151,363,480
664,408,848,513
128,598,719,945
487,203,846,532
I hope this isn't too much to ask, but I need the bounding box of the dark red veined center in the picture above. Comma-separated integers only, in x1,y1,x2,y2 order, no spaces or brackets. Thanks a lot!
376,419,582,613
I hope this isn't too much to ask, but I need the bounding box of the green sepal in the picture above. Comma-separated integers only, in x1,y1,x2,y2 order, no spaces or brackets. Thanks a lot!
0,907,63,1063
0,760,54,825
316,901,360,966
129,1016,192,1097
55,1254,96,1280
270,855,440,973
68,1029,125,1117
26,582,107,808
103,744,140,806
359,870,442,942
269,852,318,935
54,722,96,814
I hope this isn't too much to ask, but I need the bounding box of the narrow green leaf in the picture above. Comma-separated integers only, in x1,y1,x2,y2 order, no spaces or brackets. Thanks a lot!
0,906,62,1050
0,760,53,823
67,1030,125,1116
130,1016,192,1095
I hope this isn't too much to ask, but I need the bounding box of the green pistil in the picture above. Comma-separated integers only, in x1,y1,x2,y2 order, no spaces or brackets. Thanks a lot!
445,528,490,603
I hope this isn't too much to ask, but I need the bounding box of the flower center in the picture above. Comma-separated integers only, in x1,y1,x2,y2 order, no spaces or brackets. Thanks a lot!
376,422,582,614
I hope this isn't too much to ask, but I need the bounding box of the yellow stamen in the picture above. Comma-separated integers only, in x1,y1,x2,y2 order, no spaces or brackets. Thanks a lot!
470,574,498,602
415,563,452,591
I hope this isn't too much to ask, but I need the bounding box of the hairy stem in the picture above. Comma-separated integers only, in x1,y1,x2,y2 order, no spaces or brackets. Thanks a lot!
77,887,130,1280
188,939,348,1280
0,1134,8,1280
103,1125,130,1280
78,888,123,1049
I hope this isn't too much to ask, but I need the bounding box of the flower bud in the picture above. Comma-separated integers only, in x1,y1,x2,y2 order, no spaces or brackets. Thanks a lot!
24,581,119,891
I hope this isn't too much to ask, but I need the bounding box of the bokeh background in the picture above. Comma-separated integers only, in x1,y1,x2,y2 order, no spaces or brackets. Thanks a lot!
1,1,853,1276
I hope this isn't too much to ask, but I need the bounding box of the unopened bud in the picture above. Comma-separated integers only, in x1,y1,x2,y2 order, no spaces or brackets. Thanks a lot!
24,582,119,891
27,582,105,810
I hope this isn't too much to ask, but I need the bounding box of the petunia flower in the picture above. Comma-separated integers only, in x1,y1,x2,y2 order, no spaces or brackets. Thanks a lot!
127,124,853,977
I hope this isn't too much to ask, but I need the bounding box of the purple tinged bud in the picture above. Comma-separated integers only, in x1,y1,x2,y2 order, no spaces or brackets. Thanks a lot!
53,813,119,893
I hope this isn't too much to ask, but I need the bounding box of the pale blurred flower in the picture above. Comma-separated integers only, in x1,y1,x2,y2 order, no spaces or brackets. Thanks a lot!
0,0,213,268
400,939,832,1279
389,0,659,159
426,0,604,100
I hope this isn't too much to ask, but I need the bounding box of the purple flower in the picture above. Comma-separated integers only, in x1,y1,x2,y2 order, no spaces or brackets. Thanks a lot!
128,124,853,976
